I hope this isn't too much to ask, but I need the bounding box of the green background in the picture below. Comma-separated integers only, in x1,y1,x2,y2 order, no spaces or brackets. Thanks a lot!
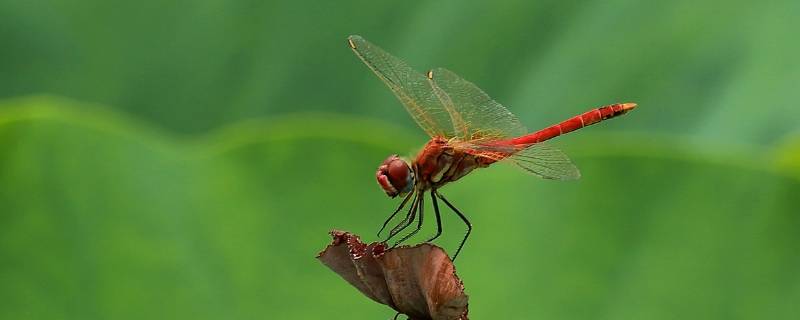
1,1,799,319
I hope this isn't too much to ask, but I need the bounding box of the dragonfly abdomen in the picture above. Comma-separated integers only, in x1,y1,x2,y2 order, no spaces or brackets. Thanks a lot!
510,103,637,145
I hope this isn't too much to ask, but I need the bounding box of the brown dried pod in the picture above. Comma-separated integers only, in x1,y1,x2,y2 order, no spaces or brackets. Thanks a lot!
317,230,469,320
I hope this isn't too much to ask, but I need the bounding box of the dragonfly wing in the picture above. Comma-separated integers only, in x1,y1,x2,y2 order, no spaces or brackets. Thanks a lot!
508,143,581,180
348,36,455,138
453,141,581,180
427,68,527,141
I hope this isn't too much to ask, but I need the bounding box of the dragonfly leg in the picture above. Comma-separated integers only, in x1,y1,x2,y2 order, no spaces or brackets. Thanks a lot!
385,193,419,243
394,190,425,247
377,190,415,237
426,189,443,243
435,190,472,261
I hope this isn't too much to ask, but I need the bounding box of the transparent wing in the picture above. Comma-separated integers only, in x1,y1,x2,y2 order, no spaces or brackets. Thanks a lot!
508,143,581,180
451,140,581,180
348,35,455,138
427,68,527,142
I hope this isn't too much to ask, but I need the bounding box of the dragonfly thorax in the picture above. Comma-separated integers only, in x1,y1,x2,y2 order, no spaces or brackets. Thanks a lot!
376,155,415,198
413,137,490,190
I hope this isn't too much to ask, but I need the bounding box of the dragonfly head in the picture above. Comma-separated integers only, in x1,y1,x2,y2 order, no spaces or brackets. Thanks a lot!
376,155,415,198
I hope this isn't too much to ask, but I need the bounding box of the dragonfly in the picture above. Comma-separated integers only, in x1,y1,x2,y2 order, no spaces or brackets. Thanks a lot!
348,35,636,260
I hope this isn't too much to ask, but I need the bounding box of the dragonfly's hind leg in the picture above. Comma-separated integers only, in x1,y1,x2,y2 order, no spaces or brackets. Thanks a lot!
426,189,443,243
435,190,472,261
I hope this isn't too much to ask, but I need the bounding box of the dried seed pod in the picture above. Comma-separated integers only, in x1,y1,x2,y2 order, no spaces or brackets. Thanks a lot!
317,230,468,320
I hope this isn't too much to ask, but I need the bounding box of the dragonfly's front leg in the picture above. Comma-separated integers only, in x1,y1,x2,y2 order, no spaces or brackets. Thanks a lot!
393,190,425,247
385,192,420,243
377,190,415,237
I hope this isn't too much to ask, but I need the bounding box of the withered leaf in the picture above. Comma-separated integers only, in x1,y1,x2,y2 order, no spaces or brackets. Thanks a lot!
317,230,468,320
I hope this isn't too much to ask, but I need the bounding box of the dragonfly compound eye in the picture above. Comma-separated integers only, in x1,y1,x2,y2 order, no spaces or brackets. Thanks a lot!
376,155,414,198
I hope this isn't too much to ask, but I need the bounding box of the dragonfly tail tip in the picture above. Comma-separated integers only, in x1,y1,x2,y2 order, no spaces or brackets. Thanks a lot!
621,102,637,111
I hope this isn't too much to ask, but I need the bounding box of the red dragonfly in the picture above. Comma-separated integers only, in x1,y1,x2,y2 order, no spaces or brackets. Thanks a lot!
348,35,636,260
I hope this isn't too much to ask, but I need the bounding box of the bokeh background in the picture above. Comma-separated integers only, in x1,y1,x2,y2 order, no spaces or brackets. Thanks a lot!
2,1,799,319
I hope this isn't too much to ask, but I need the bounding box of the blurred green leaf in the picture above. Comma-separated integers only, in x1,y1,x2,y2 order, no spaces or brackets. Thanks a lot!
776,136,800,180
1,96,798,319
